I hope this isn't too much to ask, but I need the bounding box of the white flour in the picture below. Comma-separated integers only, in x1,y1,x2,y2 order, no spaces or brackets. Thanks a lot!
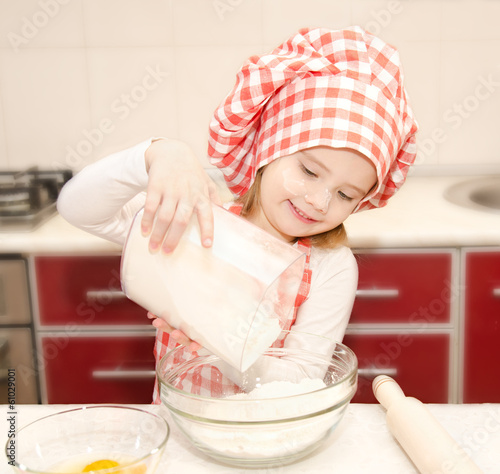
178,378,346,460
227,378,326,400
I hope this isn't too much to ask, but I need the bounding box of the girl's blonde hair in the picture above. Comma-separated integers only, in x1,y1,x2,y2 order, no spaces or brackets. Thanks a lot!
236,167,348,249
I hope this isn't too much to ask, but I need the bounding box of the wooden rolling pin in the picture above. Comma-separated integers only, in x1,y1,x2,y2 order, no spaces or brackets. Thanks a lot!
373,375,483,474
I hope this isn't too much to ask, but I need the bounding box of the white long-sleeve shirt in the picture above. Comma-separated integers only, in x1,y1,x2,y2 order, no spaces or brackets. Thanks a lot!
57,139,358,384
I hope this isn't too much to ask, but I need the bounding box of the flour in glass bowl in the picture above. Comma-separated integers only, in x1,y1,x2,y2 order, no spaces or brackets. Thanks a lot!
228,378,327,400
188,378,345,460
222,378,330,420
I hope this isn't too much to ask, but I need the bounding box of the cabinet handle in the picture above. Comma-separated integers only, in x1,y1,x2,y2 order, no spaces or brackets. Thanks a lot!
493,288,500,298
355,289,399,299
86,290,127,301
358,367,398,378
92,369,156,379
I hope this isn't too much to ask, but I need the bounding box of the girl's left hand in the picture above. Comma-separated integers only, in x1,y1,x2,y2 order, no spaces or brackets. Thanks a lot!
147,312,202,352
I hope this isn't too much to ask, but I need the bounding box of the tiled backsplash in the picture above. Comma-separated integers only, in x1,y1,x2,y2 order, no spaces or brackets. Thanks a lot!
1,0,499,173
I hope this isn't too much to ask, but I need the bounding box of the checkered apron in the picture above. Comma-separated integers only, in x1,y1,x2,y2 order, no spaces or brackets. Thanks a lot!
151,206,311,403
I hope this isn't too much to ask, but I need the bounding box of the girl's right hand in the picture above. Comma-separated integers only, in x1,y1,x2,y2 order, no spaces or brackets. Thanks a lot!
141,138,222,253
147,311,202,352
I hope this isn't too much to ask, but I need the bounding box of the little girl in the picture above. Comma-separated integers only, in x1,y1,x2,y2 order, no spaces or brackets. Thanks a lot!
58,26,417,402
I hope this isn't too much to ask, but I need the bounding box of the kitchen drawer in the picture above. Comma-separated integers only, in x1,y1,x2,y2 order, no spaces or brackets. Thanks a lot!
463,251,500,403
343,332,450,403
35,256,147,326
351,252,453,324
40,333,156,404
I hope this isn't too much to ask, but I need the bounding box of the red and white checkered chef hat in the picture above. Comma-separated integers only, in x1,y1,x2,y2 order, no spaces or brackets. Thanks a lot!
208,26,418,212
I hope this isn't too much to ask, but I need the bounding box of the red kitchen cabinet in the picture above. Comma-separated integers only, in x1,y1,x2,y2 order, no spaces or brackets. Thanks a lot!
463,249,500,403
33,255,156,404
35,256,148,326
343,333,450,404
352,252,453,324
40,334,156,404
346,250,456,403
32,249,464,404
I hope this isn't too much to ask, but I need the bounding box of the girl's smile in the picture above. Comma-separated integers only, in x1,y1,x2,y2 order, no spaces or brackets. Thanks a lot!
248,146,377,242
287,200,318,223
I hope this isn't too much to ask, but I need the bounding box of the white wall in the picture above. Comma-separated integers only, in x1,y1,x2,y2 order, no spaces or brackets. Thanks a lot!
0,0,499,174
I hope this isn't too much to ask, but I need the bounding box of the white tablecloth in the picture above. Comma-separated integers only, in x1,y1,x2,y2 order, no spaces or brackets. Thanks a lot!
2,403,499,473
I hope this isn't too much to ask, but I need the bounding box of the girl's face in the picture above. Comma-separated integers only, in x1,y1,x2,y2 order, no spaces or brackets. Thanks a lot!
251,146,377,242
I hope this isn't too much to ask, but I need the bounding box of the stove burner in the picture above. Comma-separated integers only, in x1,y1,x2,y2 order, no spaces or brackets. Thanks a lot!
0,167,73,231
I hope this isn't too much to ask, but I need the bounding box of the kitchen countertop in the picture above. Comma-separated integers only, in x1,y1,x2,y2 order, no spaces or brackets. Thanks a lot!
345,175,500,249
2,403,499,473
0,176,499,254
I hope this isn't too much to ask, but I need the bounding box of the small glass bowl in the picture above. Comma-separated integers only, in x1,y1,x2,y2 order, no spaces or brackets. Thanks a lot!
6,405,169,473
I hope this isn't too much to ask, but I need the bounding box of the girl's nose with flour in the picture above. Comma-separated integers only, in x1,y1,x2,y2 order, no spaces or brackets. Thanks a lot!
305,187,332,213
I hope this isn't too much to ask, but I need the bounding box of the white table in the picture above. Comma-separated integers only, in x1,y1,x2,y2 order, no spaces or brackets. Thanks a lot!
2,403,499,473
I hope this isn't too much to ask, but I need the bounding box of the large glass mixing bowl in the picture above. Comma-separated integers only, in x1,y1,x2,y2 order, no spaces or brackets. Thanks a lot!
157,333,357,468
